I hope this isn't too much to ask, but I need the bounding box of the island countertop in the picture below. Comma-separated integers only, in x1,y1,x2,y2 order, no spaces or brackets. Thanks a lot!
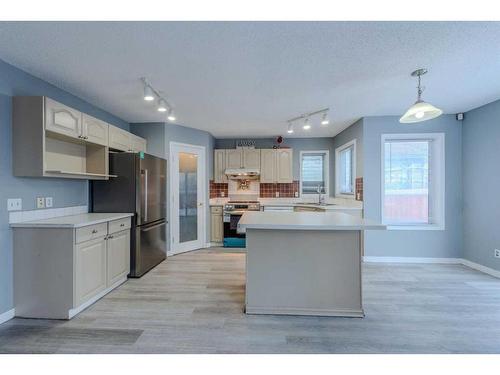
238,211,385,231
10,213,134,228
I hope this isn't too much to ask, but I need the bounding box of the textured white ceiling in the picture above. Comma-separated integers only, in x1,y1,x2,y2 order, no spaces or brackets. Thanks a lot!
1,21,500,138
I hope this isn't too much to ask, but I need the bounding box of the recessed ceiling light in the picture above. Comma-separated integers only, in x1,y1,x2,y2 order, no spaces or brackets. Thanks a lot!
157,98,167,112
400,68,442,123
302,118,311,130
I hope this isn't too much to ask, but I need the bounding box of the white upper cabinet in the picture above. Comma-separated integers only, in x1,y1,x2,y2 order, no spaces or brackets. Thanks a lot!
226,149,243,169
276,148,293,183
243,148,261,169
130,134,147,153
109,125,147,153
108,125,132,152
82,114,109,146
45,97,82,139
260,149,276,183
214,149,227,182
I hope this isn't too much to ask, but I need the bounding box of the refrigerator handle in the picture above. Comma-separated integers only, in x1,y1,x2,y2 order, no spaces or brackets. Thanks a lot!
141,169,148,223
144,169,148,223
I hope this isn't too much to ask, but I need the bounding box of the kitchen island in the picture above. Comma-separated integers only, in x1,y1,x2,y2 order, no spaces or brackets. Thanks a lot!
238,211,385,317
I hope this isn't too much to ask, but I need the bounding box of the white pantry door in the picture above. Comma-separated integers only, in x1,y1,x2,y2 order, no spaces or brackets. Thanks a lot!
169,142,206,255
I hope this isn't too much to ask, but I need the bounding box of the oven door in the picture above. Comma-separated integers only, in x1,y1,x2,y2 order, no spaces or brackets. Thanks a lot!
223,212,246,248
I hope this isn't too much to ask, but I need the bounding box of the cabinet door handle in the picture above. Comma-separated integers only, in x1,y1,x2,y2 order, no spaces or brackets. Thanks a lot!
108,235,114,239
92,229,98,234
120,223,125,227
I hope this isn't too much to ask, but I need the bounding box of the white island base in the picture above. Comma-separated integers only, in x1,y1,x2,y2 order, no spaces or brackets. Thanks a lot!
239,211,385,318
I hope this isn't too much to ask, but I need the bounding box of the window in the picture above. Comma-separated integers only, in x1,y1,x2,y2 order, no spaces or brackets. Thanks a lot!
382,133,445,230
300,151,329,195
335,140,356,197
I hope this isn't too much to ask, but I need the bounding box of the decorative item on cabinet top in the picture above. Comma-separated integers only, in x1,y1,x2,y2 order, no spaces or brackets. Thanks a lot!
12,96,146,180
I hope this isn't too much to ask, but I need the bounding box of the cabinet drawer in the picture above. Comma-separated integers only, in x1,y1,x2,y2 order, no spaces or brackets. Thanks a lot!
211,206,223,214
108,217,131,234
75,222,108,244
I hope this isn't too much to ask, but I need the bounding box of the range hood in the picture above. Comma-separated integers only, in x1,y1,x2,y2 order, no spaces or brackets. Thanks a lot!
225,168,260,180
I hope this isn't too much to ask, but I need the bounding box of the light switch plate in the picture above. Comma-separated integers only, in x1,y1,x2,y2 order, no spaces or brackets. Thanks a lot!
7,198,22,211
36,197,45,209
45,197,53,208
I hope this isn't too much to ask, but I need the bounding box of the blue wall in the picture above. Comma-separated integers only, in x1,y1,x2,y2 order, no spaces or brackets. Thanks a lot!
332,119,364,179
462,99,500,271
363,115,463,259
0,59,130,316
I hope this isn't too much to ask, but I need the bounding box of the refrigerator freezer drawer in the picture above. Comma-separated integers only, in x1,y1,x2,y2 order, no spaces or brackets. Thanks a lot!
130,220,167,277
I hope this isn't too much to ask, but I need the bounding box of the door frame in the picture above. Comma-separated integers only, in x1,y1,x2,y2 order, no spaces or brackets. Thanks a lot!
168,142,207,256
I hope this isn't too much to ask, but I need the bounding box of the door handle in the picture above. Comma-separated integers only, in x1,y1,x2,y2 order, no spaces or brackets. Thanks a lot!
141,169,148,222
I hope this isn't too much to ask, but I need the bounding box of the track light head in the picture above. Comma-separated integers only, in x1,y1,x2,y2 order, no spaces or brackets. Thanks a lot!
167,109,176,122
287,122,294,134
321,112,329,125
302,117,311,130
157,98,167,112
143,85,155,101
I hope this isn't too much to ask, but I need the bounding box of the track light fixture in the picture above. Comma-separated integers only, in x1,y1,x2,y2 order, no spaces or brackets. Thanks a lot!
143,85,154,101
321,112,329,125
141,77,177,122
303,118,311,130
157,98,167,112
167,109,176,122
286,108,329,133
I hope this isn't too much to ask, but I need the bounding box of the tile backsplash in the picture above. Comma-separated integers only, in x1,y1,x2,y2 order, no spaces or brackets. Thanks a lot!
210,180,301,198
260,181,299,198
209,180,229,198
355,177,363,201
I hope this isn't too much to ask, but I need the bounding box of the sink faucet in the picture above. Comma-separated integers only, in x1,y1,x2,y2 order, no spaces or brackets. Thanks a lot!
317,184,325,205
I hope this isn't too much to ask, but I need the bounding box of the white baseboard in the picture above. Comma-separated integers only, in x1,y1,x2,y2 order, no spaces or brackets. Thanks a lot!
459,259,500,279
363,256,461,264
0,308,15,325
363,256,500,279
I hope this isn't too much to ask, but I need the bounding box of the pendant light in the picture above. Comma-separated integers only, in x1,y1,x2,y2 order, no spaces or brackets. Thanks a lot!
400,68,442,124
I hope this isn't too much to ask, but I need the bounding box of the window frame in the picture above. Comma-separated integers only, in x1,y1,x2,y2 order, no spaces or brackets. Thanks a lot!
335,139,357,199
381,133,445,231
299,150,330,197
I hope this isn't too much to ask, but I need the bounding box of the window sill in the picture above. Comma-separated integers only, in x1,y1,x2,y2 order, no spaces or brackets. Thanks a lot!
386,224,445,231
335,194,355,200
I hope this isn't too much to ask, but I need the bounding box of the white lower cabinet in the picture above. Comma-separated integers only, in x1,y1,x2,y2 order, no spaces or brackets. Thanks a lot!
13,216,132,320
107,230,131,286
75,237,107,307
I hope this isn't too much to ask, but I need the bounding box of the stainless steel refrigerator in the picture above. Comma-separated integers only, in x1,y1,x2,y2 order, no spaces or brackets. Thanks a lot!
91,152,167,277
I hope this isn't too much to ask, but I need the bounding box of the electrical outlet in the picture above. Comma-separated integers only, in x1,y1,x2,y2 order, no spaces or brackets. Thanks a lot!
7,198,22,211
45,197,53,208
220,191,225,197
275,191,280,198
36,197,45,209
294,191,299,198
495,249,500,258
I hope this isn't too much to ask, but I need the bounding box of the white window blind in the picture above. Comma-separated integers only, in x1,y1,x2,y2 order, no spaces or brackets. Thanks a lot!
301,152,327,194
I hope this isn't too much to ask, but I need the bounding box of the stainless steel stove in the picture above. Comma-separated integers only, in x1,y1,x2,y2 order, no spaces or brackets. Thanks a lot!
223,201,261,248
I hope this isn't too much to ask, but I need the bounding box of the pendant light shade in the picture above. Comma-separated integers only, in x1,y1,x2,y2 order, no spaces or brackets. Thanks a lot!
399,101,443,123
400,68,442,124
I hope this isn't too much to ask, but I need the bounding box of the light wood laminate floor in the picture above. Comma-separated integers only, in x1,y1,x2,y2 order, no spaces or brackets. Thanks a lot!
1,248,500,353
